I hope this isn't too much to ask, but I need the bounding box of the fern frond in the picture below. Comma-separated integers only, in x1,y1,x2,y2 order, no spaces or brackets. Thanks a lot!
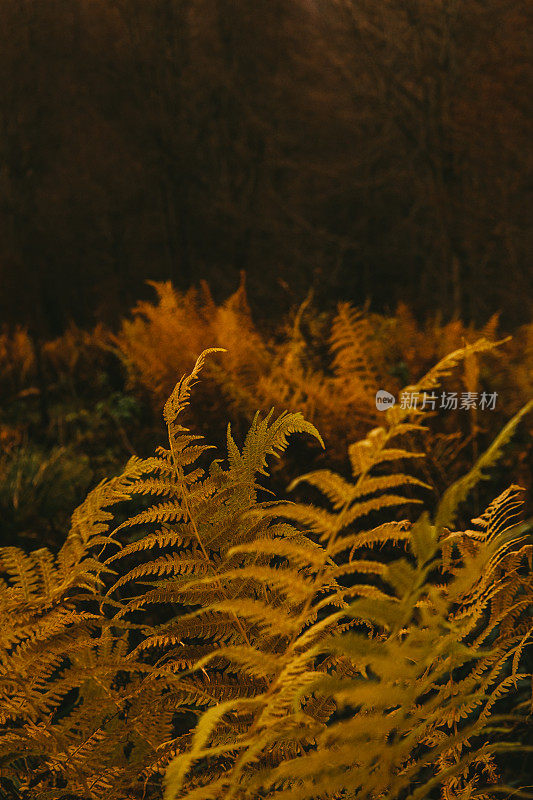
163,348,226,427
406,337,509,396
239,409,324,477
436,399,533,529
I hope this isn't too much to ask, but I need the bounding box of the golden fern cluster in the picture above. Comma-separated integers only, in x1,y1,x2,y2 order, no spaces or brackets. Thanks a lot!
161,344,532,800
112,282,392,446
2,279,532,495
0,458,149,796
112,278,271,418
0,323,110,398
0,347,531,799
112,281,533,481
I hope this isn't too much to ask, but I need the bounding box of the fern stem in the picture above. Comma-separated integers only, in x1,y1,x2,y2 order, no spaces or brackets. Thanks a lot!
167,425,251,648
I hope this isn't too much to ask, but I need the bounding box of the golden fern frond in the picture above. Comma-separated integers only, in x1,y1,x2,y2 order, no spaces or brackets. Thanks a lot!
262,495,422,543
104,525,191,564
404,337,509,397
0,547,41,602
347,422,426,477
289,469,430,509
228,537,328,570
275,417,428,558
330,302,381,398
238,409,324,476
329,520,412,556
436,399,533,529
163,348,226,428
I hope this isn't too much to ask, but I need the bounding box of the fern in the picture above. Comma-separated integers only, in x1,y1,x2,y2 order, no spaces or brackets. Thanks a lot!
1,348,531,800
436,398,533,529
164,484,531,800
160,353,531,800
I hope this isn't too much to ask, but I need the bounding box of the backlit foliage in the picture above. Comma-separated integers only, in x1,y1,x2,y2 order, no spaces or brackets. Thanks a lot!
0,323,110,398
113,278,270,415
0,349,531,799
2,281,532,480
113,281,532,446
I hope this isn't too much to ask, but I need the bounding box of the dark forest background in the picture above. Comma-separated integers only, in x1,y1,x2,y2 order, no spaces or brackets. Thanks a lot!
0,0,531,338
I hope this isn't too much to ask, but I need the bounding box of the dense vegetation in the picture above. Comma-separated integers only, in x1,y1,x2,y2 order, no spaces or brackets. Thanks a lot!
1,2,531,796
1,301,532,798
1,281,532,551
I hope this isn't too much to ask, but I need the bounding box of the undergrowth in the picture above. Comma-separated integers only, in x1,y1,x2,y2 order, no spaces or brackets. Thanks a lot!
0,345,531,799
